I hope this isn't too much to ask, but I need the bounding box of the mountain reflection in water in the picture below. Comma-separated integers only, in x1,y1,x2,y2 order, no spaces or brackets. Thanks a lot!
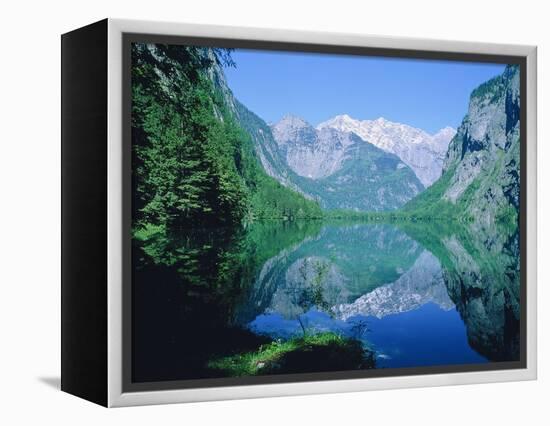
132,219,520,382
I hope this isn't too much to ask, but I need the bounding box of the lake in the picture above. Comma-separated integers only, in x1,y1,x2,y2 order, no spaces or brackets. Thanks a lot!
132,219,520,382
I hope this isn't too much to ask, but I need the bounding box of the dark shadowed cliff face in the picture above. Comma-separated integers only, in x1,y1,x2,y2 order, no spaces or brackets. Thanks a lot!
444,65,520,171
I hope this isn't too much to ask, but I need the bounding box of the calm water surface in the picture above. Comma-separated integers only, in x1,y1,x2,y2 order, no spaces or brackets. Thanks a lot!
133,220,520,382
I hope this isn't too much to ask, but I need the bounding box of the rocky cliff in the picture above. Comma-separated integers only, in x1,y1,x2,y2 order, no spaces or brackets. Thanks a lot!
443,65,520,225
403,65,520,228
206,51,300,191
271,115,357,179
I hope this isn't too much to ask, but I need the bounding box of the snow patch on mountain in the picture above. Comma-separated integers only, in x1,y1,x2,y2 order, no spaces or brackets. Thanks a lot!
317,115,456,186
270,114,425,211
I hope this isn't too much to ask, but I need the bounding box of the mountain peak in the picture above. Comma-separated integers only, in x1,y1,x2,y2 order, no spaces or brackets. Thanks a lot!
332,113,354,122
316,114,455,186
271,114,316,149
275,114,311,129
316,114,358,131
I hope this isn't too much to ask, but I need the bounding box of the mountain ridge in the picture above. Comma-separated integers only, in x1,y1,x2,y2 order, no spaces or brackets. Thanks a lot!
269,114,425,211
317,115,456,186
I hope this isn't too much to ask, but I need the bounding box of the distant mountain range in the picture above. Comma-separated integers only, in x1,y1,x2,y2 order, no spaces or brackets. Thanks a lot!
317,115,455,187
270,115,425,211
207,52,518,217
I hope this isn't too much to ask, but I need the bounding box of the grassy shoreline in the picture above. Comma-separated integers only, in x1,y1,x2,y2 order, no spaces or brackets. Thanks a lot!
208,332,375,376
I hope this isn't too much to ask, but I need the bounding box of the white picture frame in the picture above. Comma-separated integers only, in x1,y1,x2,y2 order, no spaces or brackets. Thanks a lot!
61,18,537,407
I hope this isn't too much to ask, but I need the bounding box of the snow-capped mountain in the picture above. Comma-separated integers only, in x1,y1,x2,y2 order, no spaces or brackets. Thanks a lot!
317,115,456,187
269,115,424,211
271,115,357,179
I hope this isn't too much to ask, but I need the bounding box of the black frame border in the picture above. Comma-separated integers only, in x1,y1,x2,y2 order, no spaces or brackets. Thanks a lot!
121,32,528,393
61,19,109,406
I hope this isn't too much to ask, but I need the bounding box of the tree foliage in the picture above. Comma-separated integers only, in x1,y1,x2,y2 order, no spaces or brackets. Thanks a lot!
131,43,321,233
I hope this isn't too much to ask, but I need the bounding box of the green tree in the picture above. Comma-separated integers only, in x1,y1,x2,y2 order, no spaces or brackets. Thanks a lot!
131,42,322,236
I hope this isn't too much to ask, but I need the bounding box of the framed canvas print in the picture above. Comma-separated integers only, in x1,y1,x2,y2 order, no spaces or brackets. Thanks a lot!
61,18,537,407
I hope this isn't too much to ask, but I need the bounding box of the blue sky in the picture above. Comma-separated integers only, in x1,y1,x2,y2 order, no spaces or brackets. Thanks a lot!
224,50,506,134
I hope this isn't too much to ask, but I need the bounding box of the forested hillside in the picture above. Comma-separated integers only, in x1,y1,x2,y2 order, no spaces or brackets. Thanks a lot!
131,44,321,234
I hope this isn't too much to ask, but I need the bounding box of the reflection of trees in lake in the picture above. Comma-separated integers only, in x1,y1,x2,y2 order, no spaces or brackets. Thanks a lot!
132,216,521,382
135,220,325,325
271,257,337,336
243,219,520,363
132,220,322,381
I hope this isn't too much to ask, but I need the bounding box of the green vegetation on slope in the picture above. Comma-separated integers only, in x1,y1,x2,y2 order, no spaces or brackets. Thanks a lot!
248,173,323,220
471,73,507,103
400,165,463,218
402,143,518,233
208,332,375,376
131,43,321,235
133,220,324,331
290,138,425,212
